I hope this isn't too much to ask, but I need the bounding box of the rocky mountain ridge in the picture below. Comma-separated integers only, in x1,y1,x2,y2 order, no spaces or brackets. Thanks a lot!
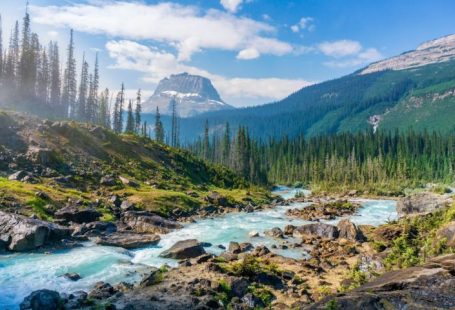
144,73,234,117
360,33,455,74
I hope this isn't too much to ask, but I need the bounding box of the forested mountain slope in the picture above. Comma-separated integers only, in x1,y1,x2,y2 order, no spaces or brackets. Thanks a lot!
170,35,455,142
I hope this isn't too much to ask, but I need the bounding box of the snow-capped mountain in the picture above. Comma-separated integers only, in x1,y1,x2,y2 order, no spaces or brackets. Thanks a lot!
144,73,234,117
360,33,455,74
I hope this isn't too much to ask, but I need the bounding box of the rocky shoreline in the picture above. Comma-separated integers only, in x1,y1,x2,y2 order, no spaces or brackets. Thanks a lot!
3,187,455,309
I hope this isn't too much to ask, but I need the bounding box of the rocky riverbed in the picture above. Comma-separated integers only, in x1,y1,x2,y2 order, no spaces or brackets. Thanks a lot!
0,187,399,309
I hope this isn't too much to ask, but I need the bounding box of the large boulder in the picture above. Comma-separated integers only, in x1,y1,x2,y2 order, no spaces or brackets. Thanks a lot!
54,206,101,224
0,211,71,251
8,170,29,181
20,289,63,310
95,232,160,249
26,146,55,166
337,219,365,242
307,254,455,309
159,239,206,259
264,227,284,239
206,192,229,207
436,221,455,248
293,223,339,240
397,192,451,216
72,221,117,238
120,211,182,234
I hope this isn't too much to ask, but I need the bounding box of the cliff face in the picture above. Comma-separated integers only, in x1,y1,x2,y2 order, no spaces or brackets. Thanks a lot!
144,73,234,117
360,34,455,74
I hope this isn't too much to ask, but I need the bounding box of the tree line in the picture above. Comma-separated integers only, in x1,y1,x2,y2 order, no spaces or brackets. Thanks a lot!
189,122,455,191
0,9,150,137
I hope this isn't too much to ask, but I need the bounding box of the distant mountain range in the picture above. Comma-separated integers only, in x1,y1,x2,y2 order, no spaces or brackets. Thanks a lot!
153,33,455,142
143,73,233,117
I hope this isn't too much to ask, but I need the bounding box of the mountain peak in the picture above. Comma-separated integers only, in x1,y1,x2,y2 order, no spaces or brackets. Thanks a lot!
144,73,233,117
360,33,455,75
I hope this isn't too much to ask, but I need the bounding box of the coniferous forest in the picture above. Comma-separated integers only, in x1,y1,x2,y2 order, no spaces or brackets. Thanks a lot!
189,123,455,192
0,10,151,137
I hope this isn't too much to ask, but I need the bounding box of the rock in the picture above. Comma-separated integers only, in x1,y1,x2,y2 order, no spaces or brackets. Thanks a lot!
120,200,135,211
95,232,160,249
0,211,71,251
254,272,284,289
337,219,365,242
229,277,249,297
252,245,271,257
88,282,116,299
220,252,239,262
240,242,254,253
397,192,452,216
119,176,139,188
308,254,455,309
120,211,182,234
109,195,122,207
63,272,81,281
186,190,199,198
8,170,28,181
139,268,162,287
286,200,360,221
228,241,241,254
54,206,101,224
193,253,214,264
20,289,62,310
293,223,339,240
64,290,88,309
26,147,54,165
265,227,284,239
72,221,117,237
206,192,229,207
249,230,259,238
100,176,116,186
159,239,206,259
284,225,296,235
436,221,455,248
242,293,266,308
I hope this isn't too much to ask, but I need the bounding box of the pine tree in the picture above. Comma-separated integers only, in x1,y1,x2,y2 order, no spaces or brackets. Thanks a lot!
62,29,77,118
125,99,135,133
170,98,179,147
222,122,231,165
77,54,89,120
98,88,110,128
135,89,142,134
203,120,210,159
113,84,125,133
19,7,35,101
154,106,164,143
86,53,99,123
49,42,61,112
0,15,3,83
37,48,49,105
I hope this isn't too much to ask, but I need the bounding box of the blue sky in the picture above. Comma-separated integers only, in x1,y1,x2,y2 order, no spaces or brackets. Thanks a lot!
1,0,454,106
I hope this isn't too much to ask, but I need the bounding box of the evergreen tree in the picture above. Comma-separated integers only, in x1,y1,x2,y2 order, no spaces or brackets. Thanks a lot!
170,98,179,147
113,84,125,133
125,99,135,134
222,122,231,165
98,88,110,128
62,29,77,118
36,48,49,105
49,42,61,111
135,89,142,134
86,53,99,123
0,15,3,83
203,120,210,160
77,54,89,120
154,106,164,143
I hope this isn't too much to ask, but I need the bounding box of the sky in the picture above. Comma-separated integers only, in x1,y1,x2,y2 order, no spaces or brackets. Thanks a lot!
0,0,454,107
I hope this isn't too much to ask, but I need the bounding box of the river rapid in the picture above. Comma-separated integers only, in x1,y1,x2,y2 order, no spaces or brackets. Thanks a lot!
0,187,397,309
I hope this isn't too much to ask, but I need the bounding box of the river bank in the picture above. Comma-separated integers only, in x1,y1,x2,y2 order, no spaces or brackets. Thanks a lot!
0,187,398,309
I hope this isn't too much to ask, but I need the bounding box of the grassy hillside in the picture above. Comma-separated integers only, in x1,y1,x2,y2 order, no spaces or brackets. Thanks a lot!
0,111,270,220
173,59,455,142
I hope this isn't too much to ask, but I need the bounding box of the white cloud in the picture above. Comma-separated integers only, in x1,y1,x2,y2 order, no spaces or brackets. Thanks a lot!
318,40,362,58
105,40,312,104
237,47,260,60
47,30,59,38
220,0,243,13
30,2,292,61
291,17,315,33
323,47,383,68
